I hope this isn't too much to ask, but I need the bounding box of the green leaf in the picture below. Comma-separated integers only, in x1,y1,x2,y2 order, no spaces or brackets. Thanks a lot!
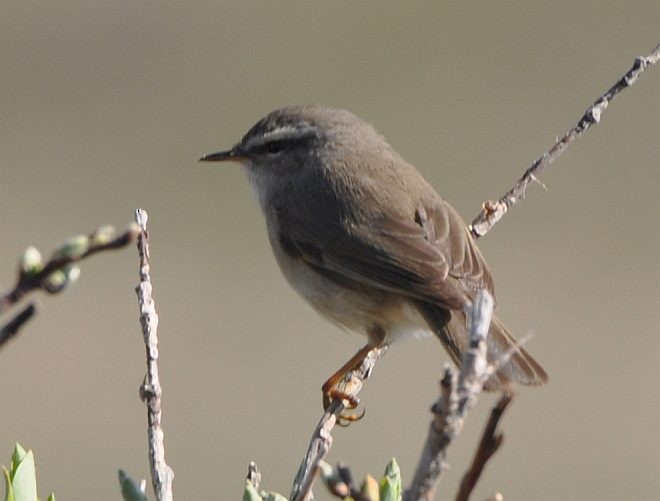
10,449,37,501
3,466,14,501
383,458,401,483
379,478,396,501
379,458,401,501
242,479,262,501
45,494,56,501
10,444,28,478
118,470,147,501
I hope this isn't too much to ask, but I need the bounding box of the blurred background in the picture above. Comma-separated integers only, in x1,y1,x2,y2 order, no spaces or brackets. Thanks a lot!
1,2,658,500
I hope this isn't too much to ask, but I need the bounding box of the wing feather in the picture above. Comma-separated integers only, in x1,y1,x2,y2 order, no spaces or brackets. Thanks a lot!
278,195,495,311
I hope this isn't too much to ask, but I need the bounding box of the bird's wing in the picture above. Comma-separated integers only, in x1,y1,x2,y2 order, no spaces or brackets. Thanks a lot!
278,197,495,310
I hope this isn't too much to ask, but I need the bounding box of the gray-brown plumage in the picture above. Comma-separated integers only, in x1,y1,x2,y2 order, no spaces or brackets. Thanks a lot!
202,105,547,390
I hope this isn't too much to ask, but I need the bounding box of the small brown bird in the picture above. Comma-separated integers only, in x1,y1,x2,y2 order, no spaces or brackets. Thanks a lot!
201,105,547,415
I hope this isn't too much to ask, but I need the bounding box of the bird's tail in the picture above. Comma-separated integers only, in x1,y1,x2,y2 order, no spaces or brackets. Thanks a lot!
417,303,548,391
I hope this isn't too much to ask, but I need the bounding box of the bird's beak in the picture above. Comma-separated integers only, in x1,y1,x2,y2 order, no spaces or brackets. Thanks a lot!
199,147,245,163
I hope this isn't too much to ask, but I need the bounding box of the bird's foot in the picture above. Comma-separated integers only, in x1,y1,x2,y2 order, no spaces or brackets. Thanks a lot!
323,387,366,426
321,343,373,426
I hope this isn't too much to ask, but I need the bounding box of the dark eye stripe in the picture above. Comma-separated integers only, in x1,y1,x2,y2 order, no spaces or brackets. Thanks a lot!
251,136,312,156
267,140,289,154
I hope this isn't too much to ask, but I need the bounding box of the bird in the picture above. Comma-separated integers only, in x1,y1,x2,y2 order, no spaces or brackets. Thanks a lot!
201,105,547,419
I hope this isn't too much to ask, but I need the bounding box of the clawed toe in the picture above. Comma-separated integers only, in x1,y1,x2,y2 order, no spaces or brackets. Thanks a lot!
320,343,375,427
324,388,366,426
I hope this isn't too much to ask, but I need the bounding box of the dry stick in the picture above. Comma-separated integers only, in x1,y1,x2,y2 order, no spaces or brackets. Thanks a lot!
290,345,388,501
469,42,660,239
455,393,512,501
134,208,174,501
403,290,495,501
403,367,455,501
436,40,660,500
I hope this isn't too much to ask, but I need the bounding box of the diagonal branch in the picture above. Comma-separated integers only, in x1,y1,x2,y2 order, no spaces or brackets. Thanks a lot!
0,224,139,315
0,302,38,348
290,345,388,501
469,42,660,239
455,393,513,501
0,223,139,351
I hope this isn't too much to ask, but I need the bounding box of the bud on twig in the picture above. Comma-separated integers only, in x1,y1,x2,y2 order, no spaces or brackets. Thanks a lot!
19,246,43,277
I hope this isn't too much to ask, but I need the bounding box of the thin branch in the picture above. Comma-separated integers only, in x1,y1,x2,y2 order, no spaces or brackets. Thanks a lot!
290,345,388,501
469,42,660,239
0,224,139,350
455,393,513,501
134,208,174,501
0,224,139,314
0,302,38,348
403,290,495,501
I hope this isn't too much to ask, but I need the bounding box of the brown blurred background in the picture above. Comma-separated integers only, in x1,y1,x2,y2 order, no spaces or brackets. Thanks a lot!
1,2,658,500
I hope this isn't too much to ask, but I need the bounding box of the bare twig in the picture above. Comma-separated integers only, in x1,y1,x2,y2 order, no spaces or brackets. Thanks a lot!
455,393,513,501
290,345,388,501
404,368,455,501
403,290,495,501
0,302,38,348
469,42,660,239
134,208,174,501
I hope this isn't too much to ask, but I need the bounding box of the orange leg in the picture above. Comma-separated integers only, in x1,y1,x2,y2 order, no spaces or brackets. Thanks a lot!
321,343,373,425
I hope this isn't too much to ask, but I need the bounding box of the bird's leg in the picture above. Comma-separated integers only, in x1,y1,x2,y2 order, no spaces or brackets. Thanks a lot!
321,343,374,425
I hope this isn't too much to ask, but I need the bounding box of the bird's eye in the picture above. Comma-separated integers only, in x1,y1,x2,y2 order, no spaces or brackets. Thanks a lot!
266,141,285,154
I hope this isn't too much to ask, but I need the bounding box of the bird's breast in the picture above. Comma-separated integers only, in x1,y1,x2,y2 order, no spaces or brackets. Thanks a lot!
266,221,431,343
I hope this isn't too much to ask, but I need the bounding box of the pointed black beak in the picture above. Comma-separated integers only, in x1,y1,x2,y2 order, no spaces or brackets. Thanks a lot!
199,148,245,162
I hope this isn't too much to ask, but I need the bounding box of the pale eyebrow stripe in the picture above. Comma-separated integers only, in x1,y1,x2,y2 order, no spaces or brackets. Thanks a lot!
244,124,317,150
